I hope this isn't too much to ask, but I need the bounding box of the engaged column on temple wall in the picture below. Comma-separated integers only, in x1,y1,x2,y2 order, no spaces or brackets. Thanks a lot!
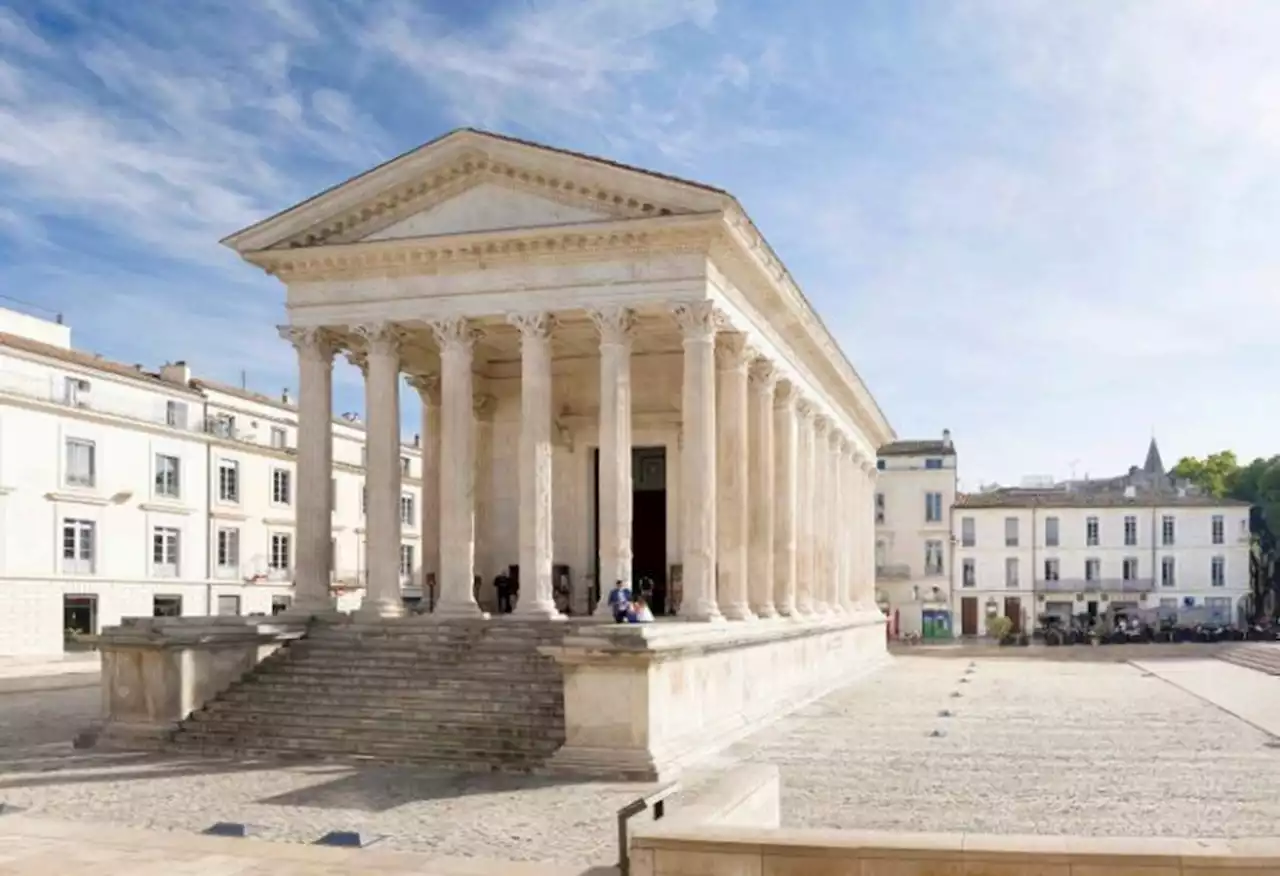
772,380,799,617
811,415,831,613
430,317,484,618
354,322,406,619
672,301,721,622
826,430,844,613
279,325,337,615
406,372,441,606
590,306,635,611
794,399,816,615
748,357,778,618
508,311,562,619
715,330,754,621
863,458,880,609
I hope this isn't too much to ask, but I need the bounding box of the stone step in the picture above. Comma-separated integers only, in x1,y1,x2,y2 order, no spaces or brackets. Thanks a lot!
218,685,563,710
168,735,552,771
173,726,562,759
244,671,561,692
256,663,559,682
186,710,561,740
204,699,562,722
308,625,572,642
281,647,556,666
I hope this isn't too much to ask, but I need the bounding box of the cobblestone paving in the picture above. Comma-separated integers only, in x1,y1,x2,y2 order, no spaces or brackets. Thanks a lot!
0,687,642,869
721,656,1280,837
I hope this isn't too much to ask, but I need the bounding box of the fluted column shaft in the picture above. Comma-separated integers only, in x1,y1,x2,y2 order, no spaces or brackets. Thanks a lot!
591,307,634,611
407,374,441,606
828,431,845,612
431,318,484,618
356,323,405,618
281,326,335,614
716,332,753,621
840,444,857,610
673,302,721,621
811,417,831,613
510,312,560,618
748,360,777,618
772,382,798,617
794,401,816,615
863,461,880,608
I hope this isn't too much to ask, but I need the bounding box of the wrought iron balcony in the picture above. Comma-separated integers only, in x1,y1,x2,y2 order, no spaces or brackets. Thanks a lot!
1036,577,1155,594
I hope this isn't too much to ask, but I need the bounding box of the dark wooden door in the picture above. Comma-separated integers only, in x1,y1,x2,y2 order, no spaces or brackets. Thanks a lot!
1004,597,1023,633
960,597,978,636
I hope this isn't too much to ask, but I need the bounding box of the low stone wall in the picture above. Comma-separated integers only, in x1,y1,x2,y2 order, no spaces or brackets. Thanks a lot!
895,641,1235,661
86,616,308,749
634,766,1280,875
540,611,887,782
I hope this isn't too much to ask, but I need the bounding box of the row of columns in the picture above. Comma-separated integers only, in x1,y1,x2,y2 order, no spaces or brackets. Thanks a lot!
279,303,879,622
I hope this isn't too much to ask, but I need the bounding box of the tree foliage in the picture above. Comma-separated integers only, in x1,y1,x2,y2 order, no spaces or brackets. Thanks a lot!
1172,451,1280,531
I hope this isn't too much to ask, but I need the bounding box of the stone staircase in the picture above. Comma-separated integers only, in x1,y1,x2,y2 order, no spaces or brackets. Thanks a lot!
1217,643,1280,676
171,618,573,771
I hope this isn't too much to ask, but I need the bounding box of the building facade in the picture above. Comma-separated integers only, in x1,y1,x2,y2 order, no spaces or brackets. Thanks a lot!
0,307,424,656
951,491,1252,636
873,432,957,637
222,128,896,625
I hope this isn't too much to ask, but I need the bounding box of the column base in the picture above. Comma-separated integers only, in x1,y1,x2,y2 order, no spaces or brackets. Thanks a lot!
752,604,778,619
512,600,566,621
354,598,405,620
721,603,757,621
431,600,489,620
681,600,725,622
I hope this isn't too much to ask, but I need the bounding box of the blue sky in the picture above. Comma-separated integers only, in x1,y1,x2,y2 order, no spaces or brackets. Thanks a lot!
1,0,1277,488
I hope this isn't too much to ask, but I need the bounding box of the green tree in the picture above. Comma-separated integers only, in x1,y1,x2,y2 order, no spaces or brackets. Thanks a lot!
1176,451,1280,532
1172,450,1239,497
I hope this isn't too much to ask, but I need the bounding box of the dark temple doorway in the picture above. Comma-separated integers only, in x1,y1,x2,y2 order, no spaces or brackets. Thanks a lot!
591,446,668,615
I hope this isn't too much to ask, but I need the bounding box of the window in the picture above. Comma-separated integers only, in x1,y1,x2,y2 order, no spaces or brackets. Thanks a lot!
1043,558,1060,581
1162,515,1175,546
924,458,943,470
1211,515,1225,545
269,533,291,572
875,539,886,570
924,540,944,576
400,544,415,577
1159,598,1177,611
165,400,188,429
1085,516,1099,547
216,528,240,571
875,493,885,524
152,527,180,576
218,459,240,503
1122,557,1140,581
271,468,292,505
154,454,180,498
210,413,236,439
1004,557,1019,588
62,518,95,574
1085,558,1100,582
960,517,975,547
153,595,182,617
401,456,412,476
63,376,91,406
270,426,287,449
400,494,415,526
1211,556,1225,588
216,595,241,616
961,558,976,588
1161,556,1176,588
876,458,885,470
1044,516,1060,547
271,595,292,615
925,492,943,523
65,438,96,488
1004,517,1019,547
1123,515,1137,546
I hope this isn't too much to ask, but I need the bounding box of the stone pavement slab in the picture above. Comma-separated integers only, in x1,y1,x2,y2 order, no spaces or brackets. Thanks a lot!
1133,657,1280,738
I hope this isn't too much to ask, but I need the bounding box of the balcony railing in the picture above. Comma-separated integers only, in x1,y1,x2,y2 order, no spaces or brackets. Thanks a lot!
1036,577,1156,594
875,563,912,580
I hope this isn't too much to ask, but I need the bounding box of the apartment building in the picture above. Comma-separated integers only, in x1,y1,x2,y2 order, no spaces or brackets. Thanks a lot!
874,430,957,637
0,307,423,656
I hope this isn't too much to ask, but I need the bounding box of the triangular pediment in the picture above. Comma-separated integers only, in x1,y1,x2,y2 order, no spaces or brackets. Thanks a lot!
361,181,615,241
222,129,729,254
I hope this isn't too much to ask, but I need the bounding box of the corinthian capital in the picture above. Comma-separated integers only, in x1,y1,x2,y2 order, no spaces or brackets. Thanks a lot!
795,397,816,421
507,311,555,340
405,373,441,405
589,306,635,346
352,323,403,358
812,415,831,437
430,317,482,353
772,379,796,410
748,357,778,392
278,325,337,362
343,348,368,375
669,301,719,340
714,333,753,371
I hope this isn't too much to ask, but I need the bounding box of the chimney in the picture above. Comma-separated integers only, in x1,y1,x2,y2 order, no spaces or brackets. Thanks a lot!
1123,485,1136,499
941,428,952,448
413,433,421,448
281,388,294,406
159,361,191,385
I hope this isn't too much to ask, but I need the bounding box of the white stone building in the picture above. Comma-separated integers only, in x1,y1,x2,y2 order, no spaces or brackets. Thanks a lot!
873,432,957,638
0,306,423,656
951,488,1252,637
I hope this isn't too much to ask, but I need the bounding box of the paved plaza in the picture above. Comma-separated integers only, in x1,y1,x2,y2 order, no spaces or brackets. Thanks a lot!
3,655,1280,872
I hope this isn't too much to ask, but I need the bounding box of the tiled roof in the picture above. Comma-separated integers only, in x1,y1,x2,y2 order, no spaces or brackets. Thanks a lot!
0,332,200,396
879,439,956,457
956,489,1249,509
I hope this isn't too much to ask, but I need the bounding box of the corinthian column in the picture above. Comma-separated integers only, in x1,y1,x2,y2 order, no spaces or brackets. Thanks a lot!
406,373,441,608
715,331,753,621
672,302,721,621
748,358,777,618
838,441,856,611
430,317,484,618
509,312,561,619
279,326,336,615
772,381,798,617
354,323,405,618
827,430,846,613
810,416,831,613
862,459,880,609
590,306,634,613
794,399,816,615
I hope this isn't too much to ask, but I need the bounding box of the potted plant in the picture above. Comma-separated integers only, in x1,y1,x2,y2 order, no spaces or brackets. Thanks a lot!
988,615,1014,646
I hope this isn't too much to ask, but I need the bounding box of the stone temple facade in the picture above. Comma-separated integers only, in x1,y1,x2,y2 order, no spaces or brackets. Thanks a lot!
223,129,896,624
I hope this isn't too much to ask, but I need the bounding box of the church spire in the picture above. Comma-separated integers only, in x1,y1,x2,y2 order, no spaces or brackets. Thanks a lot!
1143,437,1165,475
